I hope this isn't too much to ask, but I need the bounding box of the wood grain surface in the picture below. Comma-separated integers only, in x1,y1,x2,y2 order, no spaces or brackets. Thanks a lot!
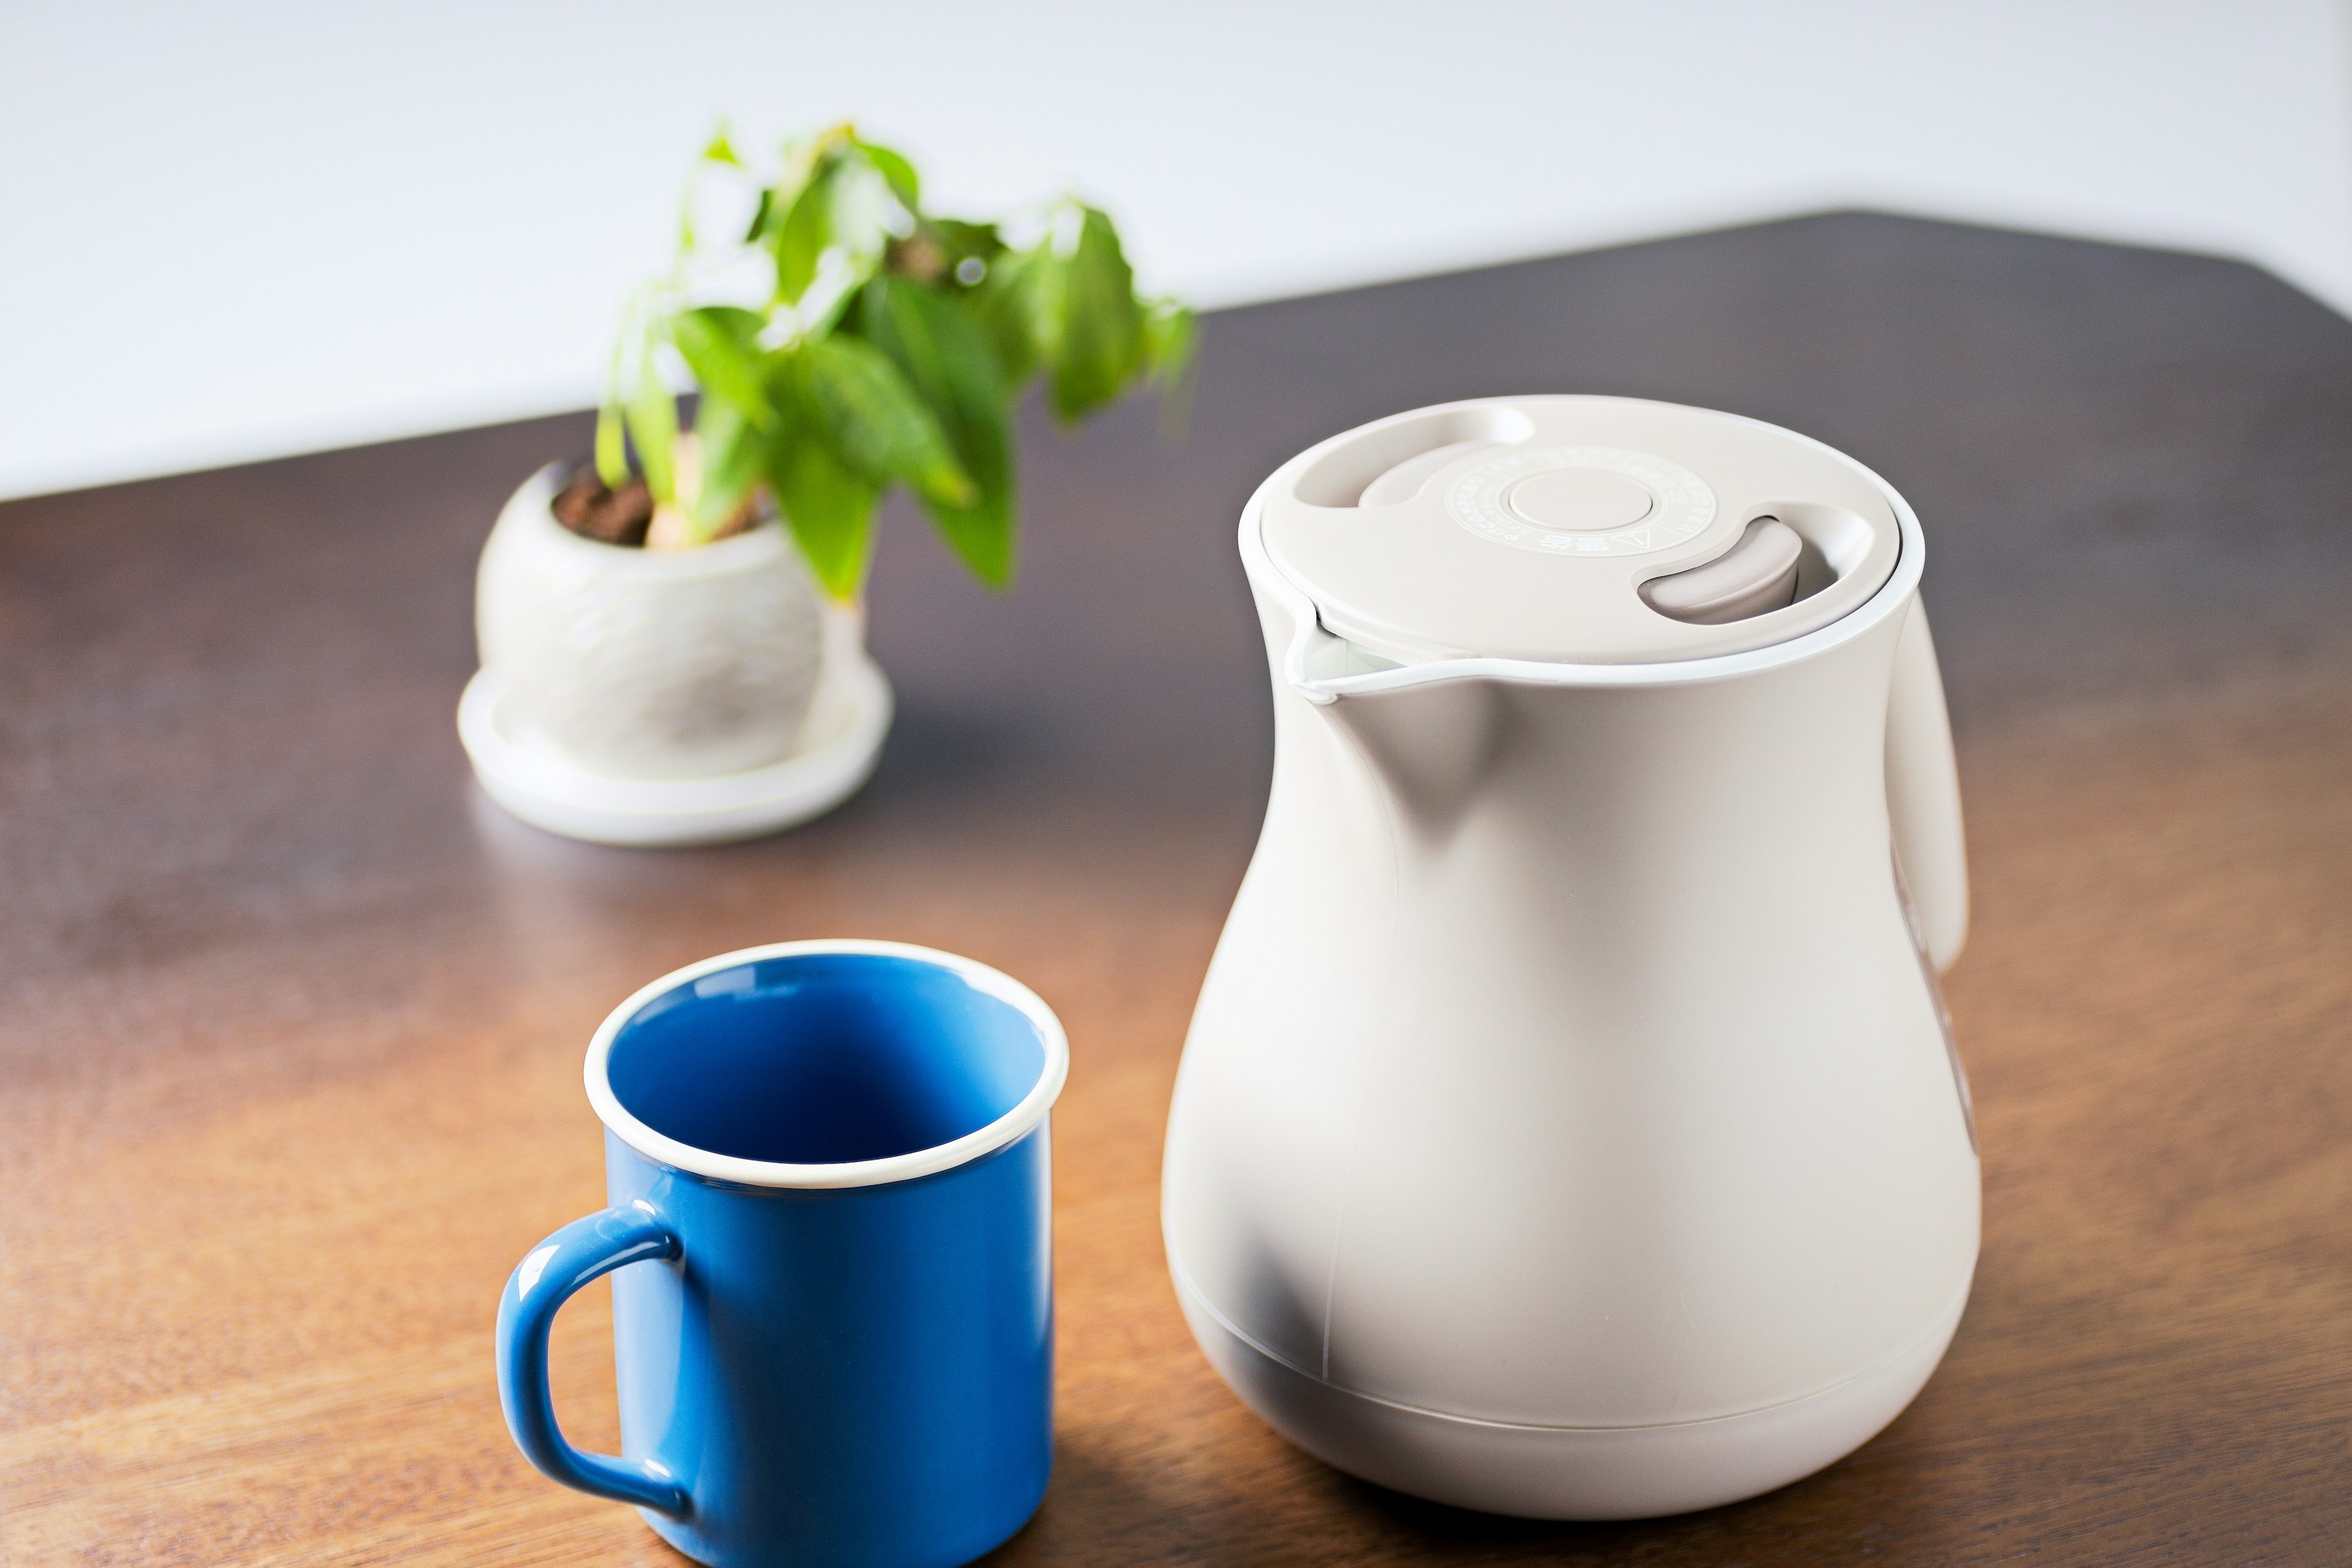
4,213,2348,1565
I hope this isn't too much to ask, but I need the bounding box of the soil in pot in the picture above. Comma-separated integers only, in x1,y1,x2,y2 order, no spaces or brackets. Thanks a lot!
552,469,654,546
552,461,762,550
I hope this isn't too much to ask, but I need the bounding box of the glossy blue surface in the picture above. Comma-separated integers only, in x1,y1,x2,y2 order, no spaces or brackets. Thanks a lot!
497,950,1056,1568
608,952,1046,1164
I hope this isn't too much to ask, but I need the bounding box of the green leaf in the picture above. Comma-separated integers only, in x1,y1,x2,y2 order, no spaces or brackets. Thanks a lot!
969,243,1044,388
823,160,897,269
769,149,899,311
1039,206,1146,423
623,369,678,504
594,401,630,489
689,397,767,541
856,276,1018,586
613,300,677,502
783,336,975,508
771,168,834,303
598,126,1186,587
669,306,771,419
858,140,920,209
699,403,765,509
599,291,660,487
929,219,1003,285
764,402,880,600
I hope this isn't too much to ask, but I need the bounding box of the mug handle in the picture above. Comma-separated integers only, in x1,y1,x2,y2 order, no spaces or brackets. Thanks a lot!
495,1203,692,1518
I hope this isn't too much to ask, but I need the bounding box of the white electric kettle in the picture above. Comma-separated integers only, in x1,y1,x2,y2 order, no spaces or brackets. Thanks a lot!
1162,396,1977,1520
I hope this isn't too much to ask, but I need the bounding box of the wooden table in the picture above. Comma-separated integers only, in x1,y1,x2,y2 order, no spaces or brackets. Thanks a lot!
5,213,2348,1565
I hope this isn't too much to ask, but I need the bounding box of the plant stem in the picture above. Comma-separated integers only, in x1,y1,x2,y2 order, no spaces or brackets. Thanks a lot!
645,503,696,551
644,434,704,551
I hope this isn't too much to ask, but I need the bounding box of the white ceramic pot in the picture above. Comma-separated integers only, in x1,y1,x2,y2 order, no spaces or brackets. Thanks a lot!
477,465,829,780
461,466,894,846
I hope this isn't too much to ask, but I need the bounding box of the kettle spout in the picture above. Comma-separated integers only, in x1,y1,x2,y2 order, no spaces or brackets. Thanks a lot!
1322,676,1505,838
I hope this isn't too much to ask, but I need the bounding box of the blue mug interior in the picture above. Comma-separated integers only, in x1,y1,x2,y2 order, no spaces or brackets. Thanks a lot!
606,952,1049,1166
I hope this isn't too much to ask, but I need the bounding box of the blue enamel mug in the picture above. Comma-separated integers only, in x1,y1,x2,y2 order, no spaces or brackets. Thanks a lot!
496,940,1068,1568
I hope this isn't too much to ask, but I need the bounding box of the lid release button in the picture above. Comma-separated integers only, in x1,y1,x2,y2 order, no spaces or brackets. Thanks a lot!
1642,518,1804,624
1504,469,1656,532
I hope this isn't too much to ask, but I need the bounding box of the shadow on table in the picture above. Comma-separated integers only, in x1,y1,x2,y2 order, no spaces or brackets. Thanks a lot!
985,1441,1288,1567
989,1426,1945,1567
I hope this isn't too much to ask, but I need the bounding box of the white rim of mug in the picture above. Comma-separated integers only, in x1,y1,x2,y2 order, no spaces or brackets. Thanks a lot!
584,938,1071,1189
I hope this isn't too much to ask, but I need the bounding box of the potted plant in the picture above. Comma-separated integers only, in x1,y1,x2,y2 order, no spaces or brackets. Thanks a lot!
461,124,1192,846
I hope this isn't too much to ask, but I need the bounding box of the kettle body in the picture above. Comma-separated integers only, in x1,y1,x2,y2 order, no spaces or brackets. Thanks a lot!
1162,397,1978,1519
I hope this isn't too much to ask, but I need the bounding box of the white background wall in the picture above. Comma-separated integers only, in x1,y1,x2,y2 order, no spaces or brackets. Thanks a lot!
5,0,2348,499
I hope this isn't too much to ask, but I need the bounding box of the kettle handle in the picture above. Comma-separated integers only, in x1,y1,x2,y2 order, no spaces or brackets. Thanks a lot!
1887,601,1969,971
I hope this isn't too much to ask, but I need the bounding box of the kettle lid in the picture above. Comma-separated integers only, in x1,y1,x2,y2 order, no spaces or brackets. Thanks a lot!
1258,396,1904,665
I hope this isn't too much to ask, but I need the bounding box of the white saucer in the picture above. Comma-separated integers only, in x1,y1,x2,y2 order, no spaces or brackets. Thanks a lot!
457,658,893,847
